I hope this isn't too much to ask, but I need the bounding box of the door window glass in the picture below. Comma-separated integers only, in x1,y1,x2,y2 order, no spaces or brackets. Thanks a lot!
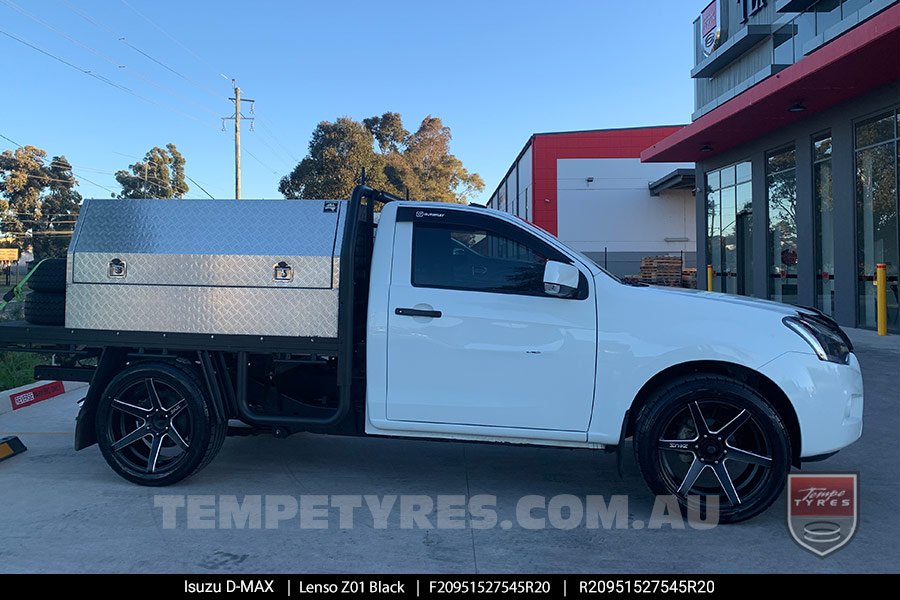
856,109,899,332
412,223,550,296
767,146,798,305
705,161,752,294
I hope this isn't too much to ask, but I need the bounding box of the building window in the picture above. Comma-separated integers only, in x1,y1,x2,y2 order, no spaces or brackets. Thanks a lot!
706,161,752,295
767,146,798,305
856,109,899,332
813,133,835,316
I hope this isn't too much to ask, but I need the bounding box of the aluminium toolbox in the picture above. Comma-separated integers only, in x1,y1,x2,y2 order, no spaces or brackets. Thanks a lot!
65,198,346,338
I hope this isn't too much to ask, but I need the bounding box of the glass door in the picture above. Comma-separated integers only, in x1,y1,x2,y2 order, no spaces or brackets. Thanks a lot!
856,110,899,332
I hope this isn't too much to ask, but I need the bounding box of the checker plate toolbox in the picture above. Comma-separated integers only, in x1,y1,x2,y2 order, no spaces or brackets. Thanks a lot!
65,198,347,338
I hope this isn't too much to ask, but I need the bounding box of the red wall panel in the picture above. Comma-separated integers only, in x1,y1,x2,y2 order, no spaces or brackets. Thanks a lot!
530,126,683,235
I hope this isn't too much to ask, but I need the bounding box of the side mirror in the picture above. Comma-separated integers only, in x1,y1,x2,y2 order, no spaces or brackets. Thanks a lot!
543,260,579,298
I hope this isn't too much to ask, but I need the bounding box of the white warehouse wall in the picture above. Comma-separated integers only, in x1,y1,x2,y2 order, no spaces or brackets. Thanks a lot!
557,158,695,252
557,158,696,276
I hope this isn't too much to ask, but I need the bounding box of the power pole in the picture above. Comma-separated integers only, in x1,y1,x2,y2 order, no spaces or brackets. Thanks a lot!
222,79,254,199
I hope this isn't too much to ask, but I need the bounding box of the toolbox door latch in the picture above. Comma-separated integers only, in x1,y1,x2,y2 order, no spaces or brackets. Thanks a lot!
273,261,293,282
108,258,127,278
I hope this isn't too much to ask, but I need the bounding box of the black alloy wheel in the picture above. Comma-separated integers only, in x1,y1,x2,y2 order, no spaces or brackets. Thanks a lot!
635,375,791,523
96,362,224,486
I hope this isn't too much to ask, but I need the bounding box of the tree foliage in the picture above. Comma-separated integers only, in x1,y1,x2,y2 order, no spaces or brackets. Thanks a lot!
279,113,484,203
116,143,188,199
0,145,81,258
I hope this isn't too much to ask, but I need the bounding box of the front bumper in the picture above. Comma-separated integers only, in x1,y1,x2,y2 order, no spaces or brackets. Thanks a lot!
757,351,863,458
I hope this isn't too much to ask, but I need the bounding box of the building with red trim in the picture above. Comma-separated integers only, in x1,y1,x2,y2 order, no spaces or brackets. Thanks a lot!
642,0,899,332
487,127,697,278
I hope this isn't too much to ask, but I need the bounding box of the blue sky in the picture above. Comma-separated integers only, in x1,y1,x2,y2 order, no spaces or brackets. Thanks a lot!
1,0,702,203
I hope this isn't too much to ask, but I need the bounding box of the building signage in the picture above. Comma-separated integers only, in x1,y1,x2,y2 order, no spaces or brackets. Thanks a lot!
743,0,767,21
700,0,722,56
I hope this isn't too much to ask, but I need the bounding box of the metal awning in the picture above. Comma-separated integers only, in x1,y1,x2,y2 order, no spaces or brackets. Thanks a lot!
649,169,696,196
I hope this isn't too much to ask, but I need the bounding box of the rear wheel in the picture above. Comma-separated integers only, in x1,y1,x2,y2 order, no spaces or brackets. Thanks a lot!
634,375,791,523
96,362,225,486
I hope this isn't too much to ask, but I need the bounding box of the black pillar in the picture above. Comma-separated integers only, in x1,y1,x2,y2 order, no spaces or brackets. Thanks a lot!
751,153,769,299
831,120,857,328
795,137,816,307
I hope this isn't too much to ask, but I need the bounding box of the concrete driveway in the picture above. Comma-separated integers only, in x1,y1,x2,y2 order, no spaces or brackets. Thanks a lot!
1,328,896,573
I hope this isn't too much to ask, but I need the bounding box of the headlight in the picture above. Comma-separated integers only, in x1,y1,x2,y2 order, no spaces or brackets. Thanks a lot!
783,314,852,364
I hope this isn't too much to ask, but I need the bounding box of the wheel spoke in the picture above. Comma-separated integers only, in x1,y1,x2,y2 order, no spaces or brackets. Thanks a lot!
726,445,772,467
112,424,151,451
145,378,163,411
715,409,751,440
147,433,164,473
659,438,696,452
677,458,707,495
688,401,711,435
712,462,741,505
167,425,189,452
111,399,151,419
167,398,187,417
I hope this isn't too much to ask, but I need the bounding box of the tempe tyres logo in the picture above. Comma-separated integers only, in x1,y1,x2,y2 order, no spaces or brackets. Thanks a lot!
787,473,858,557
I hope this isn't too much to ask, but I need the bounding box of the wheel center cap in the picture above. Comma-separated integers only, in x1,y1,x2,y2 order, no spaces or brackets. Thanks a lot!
697,435,724,461
150,412,169,432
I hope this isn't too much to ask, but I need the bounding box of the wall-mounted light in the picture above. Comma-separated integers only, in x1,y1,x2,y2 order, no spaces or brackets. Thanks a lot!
586,176,594,183
700,144,713,153
788,102,807,112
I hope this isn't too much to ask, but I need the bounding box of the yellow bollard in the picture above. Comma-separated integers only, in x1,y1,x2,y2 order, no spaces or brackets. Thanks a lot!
876,263,887,336
707,265,714,292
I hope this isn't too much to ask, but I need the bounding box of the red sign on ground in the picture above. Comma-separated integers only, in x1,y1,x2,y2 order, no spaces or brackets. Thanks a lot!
10,381,65,411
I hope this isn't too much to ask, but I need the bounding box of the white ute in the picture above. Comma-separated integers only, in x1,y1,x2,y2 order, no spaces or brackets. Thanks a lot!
4,185,863,522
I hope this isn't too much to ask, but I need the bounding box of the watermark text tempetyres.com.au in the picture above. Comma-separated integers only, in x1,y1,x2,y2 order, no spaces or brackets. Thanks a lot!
153,494,719,530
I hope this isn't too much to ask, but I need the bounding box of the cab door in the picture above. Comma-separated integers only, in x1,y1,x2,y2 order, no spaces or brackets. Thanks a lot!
385,208,597,434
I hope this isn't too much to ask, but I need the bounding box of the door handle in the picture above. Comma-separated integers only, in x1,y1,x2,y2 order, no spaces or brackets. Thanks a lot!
395,307,442,318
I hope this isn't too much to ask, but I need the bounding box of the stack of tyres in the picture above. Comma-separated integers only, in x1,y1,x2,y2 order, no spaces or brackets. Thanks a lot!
24,259,66,326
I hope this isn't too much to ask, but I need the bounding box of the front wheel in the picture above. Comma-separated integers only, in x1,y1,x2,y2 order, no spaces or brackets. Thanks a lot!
634,375,791,523
96,362,224,486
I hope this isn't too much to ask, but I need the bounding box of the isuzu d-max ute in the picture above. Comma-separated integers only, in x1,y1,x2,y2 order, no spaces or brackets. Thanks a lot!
2,185,863,522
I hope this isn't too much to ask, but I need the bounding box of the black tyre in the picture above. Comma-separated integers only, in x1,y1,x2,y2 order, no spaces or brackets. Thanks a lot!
634,374,791,523
23,291,66,325
96,362,226,486
26,258,67,292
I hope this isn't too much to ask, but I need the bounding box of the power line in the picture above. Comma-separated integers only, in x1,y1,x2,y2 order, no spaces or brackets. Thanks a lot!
0,27,211,127
3,0,220,118
185,175,215,199
0,28,134,95
0,132,21,147
251,128,295,169
66,0,301,177
59,0,216,94
118,36,220,100
120,0,229,82
257,120,300,163
0,130,117,195
0,0,125,67
244,146,279,176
